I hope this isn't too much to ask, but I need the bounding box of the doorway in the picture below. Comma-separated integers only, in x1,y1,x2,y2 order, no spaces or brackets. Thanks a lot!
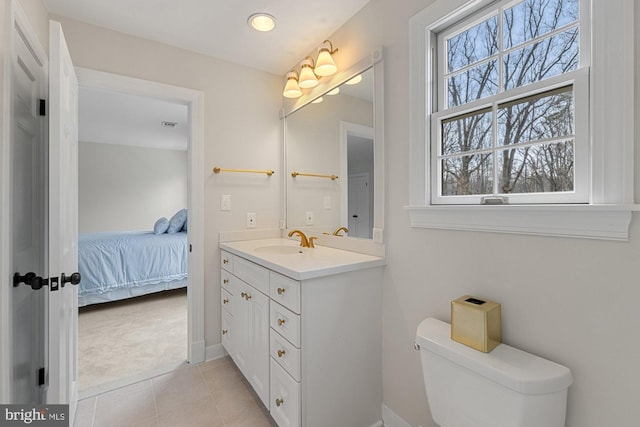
75,68,205,395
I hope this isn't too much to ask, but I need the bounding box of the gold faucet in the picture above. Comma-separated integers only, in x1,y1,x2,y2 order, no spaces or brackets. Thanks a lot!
288,229,310,247
332,226,349,236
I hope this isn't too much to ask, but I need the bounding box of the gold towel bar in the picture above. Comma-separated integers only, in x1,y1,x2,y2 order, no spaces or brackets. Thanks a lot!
213,167,274,176
291,171,338,180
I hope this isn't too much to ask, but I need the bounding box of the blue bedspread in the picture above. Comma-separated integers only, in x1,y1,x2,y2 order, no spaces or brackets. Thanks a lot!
78,231,187,300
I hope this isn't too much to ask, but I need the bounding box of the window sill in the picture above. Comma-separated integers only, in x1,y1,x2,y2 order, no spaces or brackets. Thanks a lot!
406,204,638,241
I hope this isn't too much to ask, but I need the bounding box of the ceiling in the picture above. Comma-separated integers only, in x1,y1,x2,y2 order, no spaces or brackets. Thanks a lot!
78,87,188,151
42,0,371,75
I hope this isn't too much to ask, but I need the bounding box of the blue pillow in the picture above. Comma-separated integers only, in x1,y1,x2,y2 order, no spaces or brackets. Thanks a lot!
168,209,187,233
153,217,170,234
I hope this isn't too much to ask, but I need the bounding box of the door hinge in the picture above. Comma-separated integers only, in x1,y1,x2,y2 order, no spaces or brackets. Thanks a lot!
38,367,45,386
39,99,46,116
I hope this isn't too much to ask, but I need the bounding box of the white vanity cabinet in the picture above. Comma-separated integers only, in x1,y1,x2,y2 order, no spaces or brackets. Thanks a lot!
220,242,384,427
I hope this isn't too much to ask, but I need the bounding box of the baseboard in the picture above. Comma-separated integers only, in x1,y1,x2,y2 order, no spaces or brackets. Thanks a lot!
382,403,413,427
205,343,228,361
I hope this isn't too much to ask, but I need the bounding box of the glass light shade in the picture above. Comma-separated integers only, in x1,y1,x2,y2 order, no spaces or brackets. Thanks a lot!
345,74,362,85
311,97,323,104
248,13,276,32
298,59,318,89
283,72,302,98
314,48,337,76
327,87,340,96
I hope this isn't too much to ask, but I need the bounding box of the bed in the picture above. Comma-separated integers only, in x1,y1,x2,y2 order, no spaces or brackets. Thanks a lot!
78,231,188,307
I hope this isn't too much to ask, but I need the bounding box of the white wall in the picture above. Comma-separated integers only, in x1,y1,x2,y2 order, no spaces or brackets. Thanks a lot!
50,15,283,347
322,0,640,426
78,142,187,233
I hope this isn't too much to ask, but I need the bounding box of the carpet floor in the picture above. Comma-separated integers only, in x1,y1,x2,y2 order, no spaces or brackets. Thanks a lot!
78,288,187,394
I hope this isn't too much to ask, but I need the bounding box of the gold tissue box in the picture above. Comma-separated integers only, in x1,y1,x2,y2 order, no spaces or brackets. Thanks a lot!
451,295,501,353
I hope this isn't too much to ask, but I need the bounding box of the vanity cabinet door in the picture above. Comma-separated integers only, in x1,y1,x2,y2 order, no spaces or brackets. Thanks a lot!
270,358,301,427
249,287,270,408
234,278,270,407
221,307,233,356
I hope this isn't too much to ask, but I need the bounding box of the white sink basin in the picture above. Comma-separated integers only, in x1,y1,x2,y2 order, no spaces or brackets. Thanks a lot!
253,245,305,255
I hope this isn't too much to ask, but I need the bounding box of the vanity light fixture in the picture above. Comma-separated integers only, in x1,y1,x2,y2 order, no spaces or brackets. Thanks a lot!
248,13,276,32
282,40,339,98
298,57,319,89
326,87,340,96
311,97,323,104
283,71,302,98
314,40,339,77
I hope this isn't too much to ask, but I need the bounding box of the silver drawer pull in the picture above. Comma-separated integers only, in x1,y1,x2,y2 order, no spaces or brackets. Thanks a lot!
277,349,286,358
277,318,286,326
277,287,285,295
275,398,284,407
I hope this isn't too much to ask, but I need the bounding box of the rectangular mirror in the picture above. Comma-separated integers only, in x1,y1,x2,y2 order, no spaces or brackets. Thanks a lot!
283,48,383,241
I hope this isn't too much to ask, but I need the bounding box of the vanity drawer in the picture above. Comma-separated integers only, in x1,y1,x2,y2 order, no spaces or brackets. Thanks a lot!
270,272,300,314
220,270,236,294
221,308,233,355
270,301,300,348
221,250,234,273
221,288,233,314
270,329,301,381
235,256,269,295
270,358,301,427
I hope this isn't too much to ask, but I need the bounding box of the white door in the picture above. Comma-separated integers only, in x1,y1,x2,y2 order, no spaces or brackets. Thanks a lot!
47,20,79,421
347,173,371,239
9,9,47,404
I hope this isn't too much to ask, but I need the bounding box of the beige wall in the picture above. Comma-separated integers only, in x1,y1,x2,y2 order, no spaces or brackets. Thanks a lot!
78,142,188,233
324,0,640,426
51,16,283,347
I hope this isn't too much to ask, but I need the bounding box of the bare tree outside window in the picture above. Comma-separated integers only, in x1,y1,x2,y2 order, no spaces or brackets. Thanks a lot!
440,0,579,197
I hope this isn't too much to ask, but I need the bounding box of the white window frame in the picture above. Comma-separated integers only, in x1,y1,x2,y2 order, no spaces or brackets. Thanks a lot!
408,0,637,240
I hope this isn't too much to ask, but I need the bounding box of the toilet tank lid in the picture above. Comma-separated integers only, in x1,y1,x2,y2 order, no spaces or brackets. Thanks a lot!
416,318,573,395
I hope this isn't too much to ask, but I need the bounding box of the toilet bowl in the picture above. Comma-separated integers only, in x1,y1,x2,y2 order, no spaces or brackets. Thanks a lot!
415,318,572,427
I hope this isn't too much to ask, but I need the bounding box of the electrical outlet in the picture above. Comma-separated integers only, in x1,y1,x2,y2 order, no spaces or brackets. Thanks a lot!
220,194,231,211
247,213,256,228
373,228,383,243
306,211,314,225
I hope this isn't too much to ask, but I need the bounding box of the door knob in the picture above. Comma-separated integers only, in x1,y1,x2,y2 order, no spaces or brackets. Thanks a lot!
61,272,81,287
13,272,46,290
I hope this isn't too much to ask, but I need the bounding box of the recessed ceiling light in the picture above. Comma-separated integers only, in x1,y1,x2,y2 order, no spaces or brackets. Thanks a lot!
248,13,276,32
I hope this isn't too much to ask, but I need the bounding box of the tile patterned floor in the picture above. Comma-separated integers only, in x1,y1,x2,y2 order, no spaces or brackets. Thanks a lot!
74,356,278,427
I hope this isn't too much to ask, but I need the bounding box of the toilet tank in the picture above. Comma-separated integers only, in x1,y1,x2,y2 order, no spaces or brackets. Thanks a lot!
416,318,572,427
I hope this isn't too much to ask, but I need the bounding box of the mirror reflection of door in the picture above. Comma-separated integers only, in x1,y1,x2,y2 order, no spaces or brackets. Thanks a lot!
348,173,370,238
347,133,374,239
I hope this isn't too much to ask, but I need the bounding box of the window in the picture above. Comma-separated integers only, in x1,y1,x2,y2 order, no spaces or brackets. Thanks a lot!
432,0,587,204
408,0,635,239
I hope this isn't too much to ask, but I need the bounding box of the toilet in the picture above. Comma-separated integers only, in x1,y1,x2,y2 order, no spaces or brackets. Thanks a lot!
415,318,572,427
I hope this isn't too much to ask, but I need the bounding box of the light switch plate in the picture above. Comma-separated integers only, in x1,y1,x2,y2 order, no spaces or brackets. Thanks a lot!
221,194,231,211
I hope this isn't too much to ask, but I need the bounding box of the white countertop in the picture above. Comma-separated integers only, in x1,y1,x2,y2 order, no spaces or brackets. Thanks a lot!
220,238,386,280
